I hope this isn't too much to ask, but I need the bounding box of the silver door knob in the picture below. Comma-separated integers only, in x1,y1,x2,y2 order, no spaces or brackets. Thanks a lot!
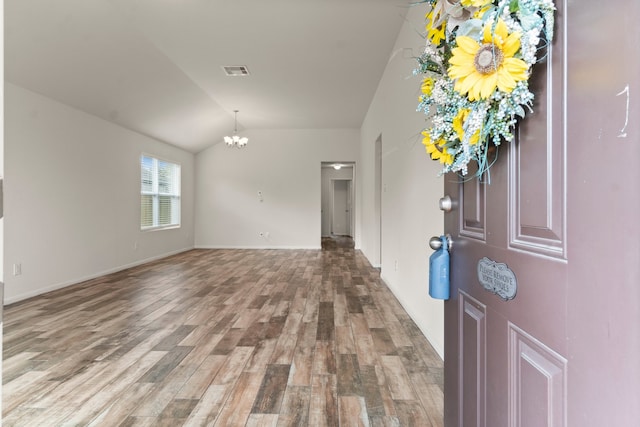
429,235,453,251
439,195,453,212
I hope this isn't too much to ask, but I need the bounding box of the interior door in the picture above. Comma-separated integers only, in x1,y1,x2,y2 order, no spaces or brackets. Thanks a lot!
443,1,640,426
346,180,353,235
332,179,350,236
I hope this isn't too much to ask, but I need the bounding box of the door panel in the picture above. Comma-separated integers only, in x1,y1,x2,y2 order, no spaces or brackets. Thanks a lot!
459,292,486,427
443,1,640,426
510,36,565,257
508,323,567,427
460,169,486,240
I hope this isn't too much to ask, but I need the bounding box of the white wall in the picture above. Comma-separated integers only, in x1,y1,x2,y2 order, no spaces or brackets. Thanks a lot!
359,6,445,357
1,122,3,304
195,129,359,249
4,83,195,303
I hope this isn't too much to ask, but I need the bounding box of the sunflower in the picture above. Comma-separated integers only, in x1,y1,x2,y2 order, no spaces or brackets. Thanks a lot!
447,19,528,101
422,131,454,165
426,10,446,45
420,77,434,99
472,4,492,19
460,0,492,7
453,109,480,145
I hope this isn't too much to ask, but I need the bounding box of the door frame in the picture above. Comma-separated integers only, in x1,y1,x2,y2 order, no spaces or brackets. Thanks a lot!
320,162,356,241
374,135,382,267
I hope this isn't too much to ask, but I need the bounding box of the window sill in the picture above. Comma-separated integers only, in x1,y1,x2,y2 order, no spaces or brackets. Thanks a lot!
141,225,181,232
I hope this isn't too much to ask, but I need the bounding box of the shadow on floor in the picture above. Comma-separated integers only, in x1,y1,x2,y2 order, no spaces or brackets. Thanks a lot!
321,235,355,250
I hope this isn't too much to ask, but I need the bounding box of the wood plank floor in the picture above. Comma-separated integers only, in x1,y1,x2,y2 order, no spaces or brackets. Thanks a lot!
3,237,444,426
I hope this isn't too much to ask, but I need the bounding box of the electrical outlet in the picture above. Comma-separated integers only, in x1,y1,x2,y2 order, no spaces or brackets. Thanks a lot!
264,232,270,238
13,263,22,276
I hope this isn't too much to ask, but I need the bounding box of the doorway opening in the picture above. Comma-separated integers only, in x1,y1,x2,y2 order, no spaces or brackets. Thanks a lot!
374,135,382,268
321,162,355,243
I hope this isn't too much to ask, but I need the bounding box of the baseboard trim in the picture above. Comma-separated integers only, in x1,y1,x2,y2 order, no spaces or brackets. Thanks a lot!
4,246,194,305
194,245,322,250
379,272,444,361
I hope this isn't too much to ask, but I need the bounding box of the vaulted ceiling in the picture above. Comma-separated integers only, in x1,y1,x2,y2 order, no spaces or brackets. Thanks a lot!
5,0,409,153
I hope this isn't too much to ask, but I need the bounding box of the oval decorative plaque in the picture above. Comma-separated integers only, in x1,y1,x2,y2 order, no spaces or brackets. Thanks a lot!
477,257,517,301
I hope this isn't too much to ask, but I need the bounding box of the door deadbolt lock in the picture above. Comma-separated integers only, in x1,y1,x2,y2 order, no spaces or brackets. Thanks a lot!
439,195,453,212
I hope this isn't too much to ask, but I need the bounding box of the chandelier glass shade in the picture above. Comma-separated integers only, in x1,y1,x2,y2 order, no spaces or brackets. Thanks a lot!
224,110,248,148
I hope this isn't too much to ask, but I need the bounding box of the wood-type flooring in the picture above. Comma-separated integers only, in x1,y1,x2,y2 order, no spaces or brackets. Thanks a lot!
3,236,444,426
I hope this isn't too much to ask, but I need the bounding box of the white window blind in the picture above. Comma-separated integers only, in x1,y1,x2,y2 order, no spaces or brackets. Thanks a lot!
140,155,181,230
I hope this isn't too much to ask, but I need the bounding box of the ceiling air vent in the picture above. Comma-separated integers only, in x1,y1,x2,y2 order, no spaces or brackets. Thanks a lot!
222,65,250,76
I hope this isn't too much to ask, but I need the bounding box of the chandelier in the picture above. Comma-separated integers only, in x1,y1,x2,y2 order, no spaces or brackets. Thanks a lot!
224,110,248,148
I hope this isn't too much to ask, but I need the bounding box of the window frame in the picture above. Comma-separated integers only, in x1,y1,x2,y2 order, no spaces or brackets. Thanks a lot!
140,154,181,231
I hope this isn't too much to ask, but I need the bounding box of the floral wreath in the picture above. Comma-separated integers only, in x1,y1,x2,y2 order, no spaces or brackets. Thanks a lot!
415,0,555,178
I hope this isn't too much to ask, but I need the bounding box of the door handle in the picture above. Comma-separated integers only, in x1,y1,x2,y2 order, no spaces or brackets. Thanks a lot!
429,234,453,251
439,195,453,212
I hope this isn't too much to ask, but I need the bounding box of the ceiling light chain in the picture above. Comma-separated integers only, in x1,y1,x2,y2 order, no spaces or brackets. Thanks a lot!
224,110,248,148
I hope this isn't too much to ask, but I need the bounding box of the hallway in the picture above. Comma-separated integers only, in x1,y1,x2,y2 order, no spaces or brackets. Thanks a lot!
3,238,444,426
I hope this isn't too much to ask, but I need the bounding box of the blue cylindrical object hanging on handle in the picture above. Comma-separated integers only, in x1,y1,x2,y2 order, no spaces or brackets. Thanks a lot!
429,235,450,300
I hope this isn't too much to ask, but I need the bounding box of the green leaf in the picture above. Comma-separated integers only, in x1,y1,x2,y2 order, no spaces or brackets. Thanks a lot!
519,14,542,31
514,105,526,118
509,0,519,13
456,19,483,39
442,139,459,149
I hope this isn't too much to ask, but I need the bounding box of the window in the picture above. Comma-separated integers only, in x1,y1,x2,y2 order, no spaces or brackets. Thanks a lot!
140,155,181,230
